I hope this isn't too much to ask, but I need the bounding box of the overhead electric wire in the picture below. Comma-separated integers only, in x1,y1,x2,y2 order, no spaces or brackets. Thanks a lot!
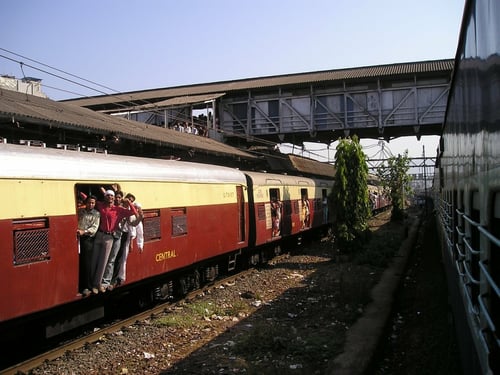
0,53,113,97
0,47,120,94
40,83,90,98
0,50,173,117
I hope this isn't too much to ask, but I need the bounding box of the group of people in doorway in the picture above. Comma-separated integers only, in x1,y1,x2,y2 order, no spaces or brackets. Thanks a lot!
270,194,312,237
271,198,282,237
302,195,310,229
77,184,144,297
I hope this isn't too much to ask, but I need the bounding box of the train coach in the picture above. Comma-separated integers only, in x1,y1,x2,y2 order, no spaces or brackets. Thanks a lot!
434,0,500,373
0,142,249,341
367,174,391,213
0,141,332,363
245,171,331,242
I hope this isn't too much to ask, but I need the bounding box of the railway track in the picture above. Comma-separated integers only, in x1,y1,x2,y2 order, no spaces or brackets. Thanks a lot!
0,265,271,375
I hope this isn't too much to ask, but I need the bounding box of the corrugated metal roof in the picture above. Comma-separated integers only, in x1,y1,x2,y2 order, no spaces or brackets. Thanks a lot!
0,89,256,159
263,153,336,179
288,155,336,178
65,59,454,109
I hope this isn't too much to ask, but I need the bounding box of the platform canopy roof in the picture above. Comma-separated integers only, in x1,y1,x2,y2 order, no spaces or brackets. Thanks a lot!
0,89,255,160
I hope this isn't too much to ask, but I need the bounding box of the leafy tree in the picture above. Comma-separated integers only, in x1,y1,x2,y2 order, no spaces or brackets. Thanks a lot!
331,136,371,252
377,151,412,221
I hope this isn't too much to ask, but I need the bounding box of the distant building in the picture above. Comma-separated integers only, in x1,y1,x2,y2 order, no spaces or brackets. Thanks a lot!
0,75,47,98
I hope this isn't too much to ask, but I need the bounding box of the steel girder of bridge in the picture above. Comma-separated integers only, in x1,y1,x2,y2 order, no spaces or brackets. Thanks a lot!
219,73,450,144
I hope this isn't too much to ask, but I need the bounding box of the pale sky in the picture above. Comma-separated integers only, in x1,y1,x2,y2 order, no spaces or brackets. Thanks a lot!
0,0,465,158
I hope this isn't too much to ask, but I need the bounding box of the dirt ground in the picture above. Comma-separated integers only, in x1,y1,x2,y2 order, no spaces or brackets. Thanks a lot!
29,207,463,375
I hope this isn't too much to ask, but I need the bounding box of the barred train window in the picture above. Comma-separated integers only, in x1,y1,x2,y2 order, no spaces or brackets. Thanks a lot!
257,204,267,220
171,207,187,237
142,209,161,241
13,218,50,265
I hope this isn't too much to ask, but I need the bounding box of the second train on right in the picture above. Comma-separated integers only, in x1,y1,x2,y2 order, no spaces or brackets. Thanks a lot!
434,0,500,374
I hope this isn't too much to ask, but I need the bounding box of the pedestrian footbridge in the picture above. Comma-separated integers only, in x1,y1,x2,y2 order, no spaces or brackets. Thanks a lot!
66,59,453,146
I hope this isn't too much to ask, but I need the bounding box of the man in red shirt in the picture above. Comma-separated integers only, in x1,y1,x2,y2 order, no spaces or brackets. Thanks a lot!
90,189,139,294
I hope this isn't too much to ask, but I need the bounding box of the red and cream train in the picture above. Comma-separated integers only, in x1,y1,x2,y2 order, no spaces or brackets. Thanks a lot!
0,141,332,361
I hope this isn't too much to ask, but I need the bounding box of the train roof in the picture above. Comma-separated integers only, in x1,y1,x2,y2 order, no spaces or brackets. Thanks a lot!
244,170,332,186
0,143,247,184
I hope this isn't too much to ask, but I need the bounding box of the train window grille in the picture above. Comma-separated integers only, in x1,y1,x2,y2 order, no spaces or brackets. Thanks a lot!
467,193,481,312
444,193,454,258
257,204,266,221
456,203,500,354
482,193,500,354
452,190,459,259
459,213,480,316
142,209,161,242
455,191,466,277
171,208,187,237
458,206,500,359
12,218,50,265
454,207,470,297
438,193,454,261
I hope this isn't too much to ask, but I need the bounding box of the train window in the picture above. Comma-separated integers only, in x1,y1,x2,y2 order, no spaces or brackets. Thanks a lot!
142,209,161,242
257,204,267,221
171,207,187,237
12,217,50,265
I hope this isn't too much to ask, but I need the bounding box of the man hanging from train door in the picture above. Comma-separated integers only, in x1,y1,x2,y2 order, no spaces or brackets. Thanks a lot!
76,195,100,297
